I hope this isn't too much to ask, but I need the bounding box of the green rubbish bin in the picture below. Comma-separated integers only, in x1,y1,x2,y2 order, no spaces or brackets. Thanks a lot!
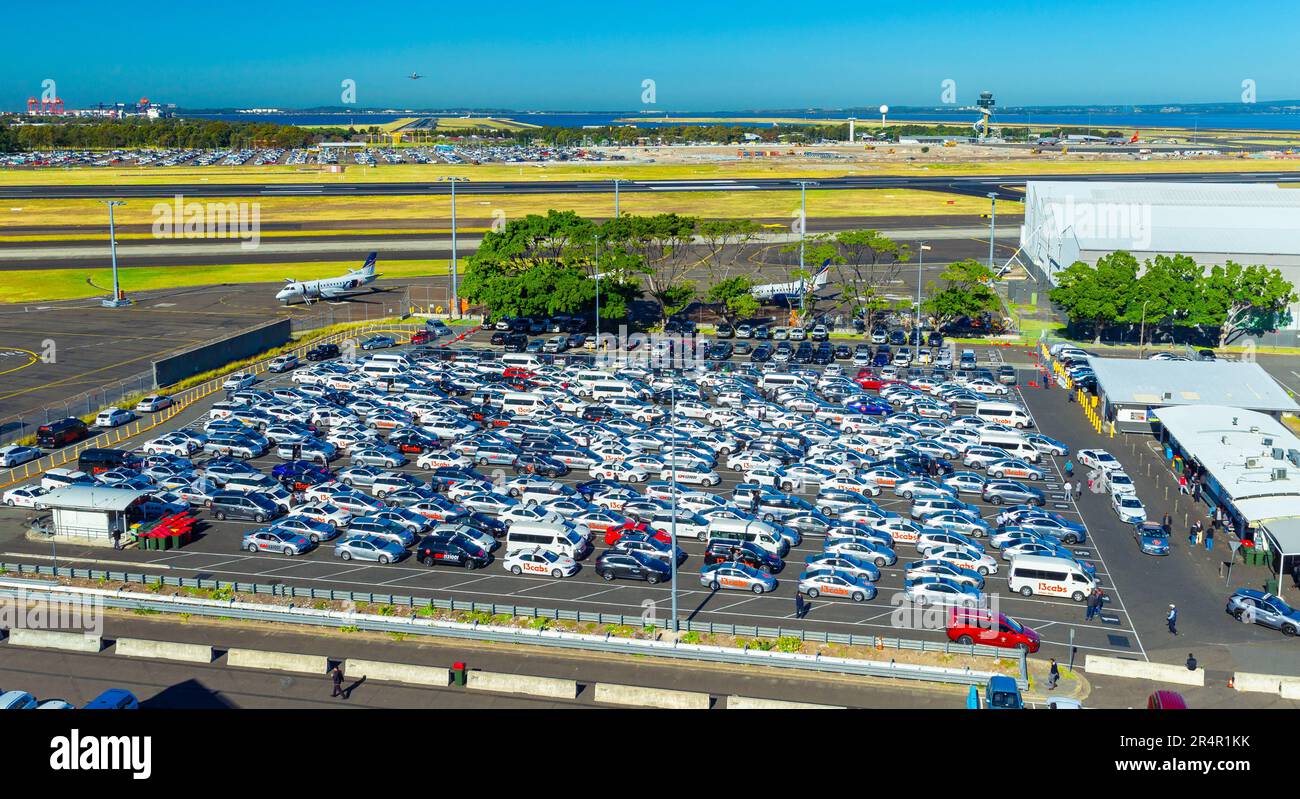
451,661,466,687
1266,579,1280,595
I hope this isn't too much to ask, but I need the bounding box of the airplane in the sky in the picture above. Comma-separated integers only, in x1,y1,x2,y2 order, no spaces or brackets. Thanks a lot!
409,72,423,80
750,260,833,305
275,253,381,304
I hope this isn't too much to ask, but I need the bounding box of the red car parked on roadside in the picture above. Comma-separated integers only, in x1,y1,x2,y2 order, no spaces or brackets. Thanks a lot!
946,607,1040,653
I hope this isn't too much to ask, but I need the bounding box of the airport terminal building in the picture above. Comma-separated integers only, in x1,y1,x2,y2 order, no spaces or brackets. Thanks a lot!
1019,181,1300,343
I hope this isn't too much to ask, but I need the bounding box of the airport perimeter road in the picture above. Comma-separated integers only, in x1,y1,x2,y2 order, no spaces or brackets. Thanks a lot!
4,170,1300,201
0,341,1147,663
0,613,968,709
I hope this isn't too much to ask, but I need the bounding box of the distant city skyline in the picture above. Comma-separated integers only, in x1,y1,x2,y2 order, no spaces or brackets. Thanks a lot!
4,0,1299,112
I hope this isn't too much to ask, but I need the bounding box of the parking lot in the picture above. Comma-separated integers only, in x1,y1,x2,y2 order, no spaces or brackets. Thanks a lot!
0,327,1170,663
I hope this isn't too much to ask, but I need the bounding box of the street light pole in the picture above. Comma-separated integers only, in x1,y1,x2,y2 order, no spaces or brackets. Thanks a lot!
613,179,622,219
450,179,459,318
987,192,997,269
670,387,678,633
1139,300,1150,357
102,200,129,307
594,233,601,347
916,241,930,334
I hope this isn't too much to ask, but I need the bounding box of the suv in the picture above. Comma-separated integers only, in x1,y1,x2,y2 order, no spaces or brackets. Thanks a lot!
703,540,781,573
36,418,89,449
503,333,529,353
306,343,341,361
209,491,284,523
414,533,491,569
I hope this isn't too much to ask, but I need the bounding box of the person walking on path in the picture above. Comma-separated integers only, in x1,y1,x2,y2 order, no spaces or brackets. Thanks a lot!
1161,512,1172,536
1205,524,1215,551
1188,519,1202,546
1047,658,1060,690
1064,460,1074,478
330,664,345,698
1075,481,1084,499
794,592,807,620
1167,604,1178,635
1085,588,1100,621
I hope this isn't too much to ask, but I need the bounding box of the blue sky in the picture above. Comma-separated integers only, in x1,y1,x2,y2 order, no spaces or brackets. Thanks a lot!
4,0,1298,110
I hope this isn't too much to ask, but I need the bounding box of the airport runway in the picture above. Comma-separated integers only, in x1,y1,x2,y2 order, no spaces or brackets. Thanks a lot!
4,170,1300,201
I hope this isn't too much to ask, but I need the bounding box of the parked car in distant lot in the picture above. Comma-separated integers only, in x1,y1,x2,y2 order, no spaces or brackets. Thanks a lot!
94,407,136,428
134,394,173,413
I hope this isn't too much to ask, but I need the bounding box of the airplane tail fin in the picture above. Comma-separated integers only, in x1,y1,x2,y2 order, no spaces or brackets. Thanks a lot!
813,258,833,288
355,252,378,277
1129,131,1140,144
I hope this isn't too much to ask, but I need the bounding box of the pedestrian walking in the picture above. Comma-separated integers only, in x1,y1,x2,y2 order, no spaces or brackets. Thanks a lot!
1205,524,1214,551
1064,460,1074,478
1188,519,1201,546
1161,512,1172,535
1178,474,1189,494
1085,588,1099,621
1167,604,1178,635
794,592,807,619
111,528,122,551
1047,658,1060,690
330,664,345,698
1074,481,1083,499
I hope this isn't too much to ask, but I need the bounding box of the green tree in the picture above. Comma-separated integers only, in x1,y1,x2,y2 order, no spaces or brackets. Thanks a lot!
1049,252,1140,343
1201,261,1298,347
832,229,911,332
600,213,699,321
921,258,1001,329
705,275,760,328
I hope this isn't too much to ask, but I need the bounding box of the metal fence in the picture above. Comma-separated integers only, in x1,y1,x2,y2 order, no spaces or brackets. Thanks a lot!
0,370,156,448
0,561,1027,667
0,569,1026,688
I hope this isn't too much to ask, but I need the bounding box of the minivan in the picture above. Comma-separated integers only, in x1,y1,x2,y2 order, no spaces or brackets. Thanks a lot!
35,418,89,449
505,522,591,559
1007,554,1096,602
978,432,1042,463
705,518,787,557
78,448,137,476
209,491,284,523
41,468,94,492
974,401,1034,429
501,391,550,417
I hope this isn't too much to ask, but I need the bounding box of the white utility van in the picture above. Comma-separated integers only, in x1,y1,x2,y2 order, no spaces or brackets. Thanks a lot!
974,401,1034,429
1007,554,1096,602
506,522,591,559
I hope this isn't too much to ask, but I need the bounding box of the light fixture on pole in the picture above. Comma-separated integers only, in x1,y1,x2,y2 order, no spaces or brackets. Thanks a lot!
916,241,931,334
101,200,130,308
448,178,460,318
594,231,601,347
987,192,997,269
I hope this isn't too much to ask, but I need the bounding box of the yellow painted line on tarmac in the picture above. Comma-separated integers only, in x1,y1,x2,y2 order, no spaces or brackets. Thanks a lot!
0,347,39,377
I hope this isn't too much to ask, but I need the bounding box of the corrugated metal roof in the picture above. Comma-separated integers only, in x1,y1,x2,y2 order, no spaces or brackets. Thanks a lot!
1151,405,1300,523
41,486,148,512
1092,358,1299,413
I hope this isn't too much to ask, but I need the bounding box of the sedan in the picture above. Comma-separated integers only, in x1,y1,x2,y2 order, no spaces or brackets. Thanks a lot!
2,486,47,508
802,552,880,583
1133,521,1170,556
594,550,671,583
904,559,985,589
923,545,999,576
0,445,42,467
1077,448,1123,472
987,459,1043,481
699,562,777,594
94,407,136,428
943,471,987,495
334,534,406,563
823,536,897,567
360,335,397,350
797,569,877,602
504,548,579,579
983,480,1046,506
272,517,339,543
1112,493,1147,524
351,448,407,468
241,528,314,556
904,576,984,606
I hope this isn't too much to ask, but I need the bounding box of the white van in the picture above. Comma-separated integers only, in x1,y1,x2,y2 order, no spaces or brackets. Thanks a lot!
1007,554,1096,602
705,518,786,556
365,353,411,369
760,373,810,393
41,468,93,492
590,381,649,402
506,522,592,560
573,370,616,394
501,391,550,417
360,361,408,382
974,401,1034,429
500,353,544,371
978,431,1042,463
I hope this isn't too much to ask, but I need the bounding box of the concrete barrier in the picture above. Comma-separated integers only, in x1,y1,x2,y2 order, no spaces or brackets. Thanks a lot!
726,695,845,710
1235,671,1300,695
115,637,212,664
594,682,710,709
227,648,328,675
1085,655,1204,687
1281,681,1300,701
466,670,577,700
344,659,450,687
8,628,101,653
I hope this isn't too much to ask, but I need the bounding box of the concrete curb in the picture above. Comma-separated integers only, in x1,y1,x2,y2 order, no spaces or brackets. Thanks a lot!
1085,655,1205,687
466,670,578,700
726,695,844,709
594,682,711,709
227,647,328,675
7,628,102,653
344,658,450,687
115,637,212,664
1234,671,1300,696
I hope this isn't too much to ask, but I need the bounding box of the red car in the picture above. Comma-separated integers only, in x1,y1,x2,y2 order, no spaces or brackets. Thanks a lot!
503,367,536,381
946,608,1040,653
603,521,670,546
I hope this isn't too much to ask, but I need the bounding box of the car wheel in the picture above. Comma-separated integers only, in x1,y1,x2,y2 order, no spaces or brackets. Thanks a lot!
647,574,661,585
255,514,266,523
283,547,295,556
957,634,974,645
245,543,258,553
1019,585,1032,597
378,555,390,564
510,565,523,575
978,566,990,576
990,496,1002,505
215,511,226,521
903,490,913,499
708,580,720,591
874,557,887,567
551,569,563,579
478,457,489,466
763,513,775,523
1071,591,1085,602
465,559,478,571
4,500,11,507
600,570,615,581
341,551,352,561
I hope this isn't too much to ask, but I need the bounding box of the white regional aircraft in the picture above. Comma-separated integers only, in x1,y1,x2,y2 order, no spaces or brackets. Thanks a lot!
750,259,832,305
276,253,380,304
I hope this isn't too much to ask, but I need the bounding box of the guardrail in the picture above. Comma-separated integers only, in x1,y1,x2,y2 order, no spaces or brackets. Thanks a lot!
0,561,1027,672
0,576,1026,689
0,320,426,491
